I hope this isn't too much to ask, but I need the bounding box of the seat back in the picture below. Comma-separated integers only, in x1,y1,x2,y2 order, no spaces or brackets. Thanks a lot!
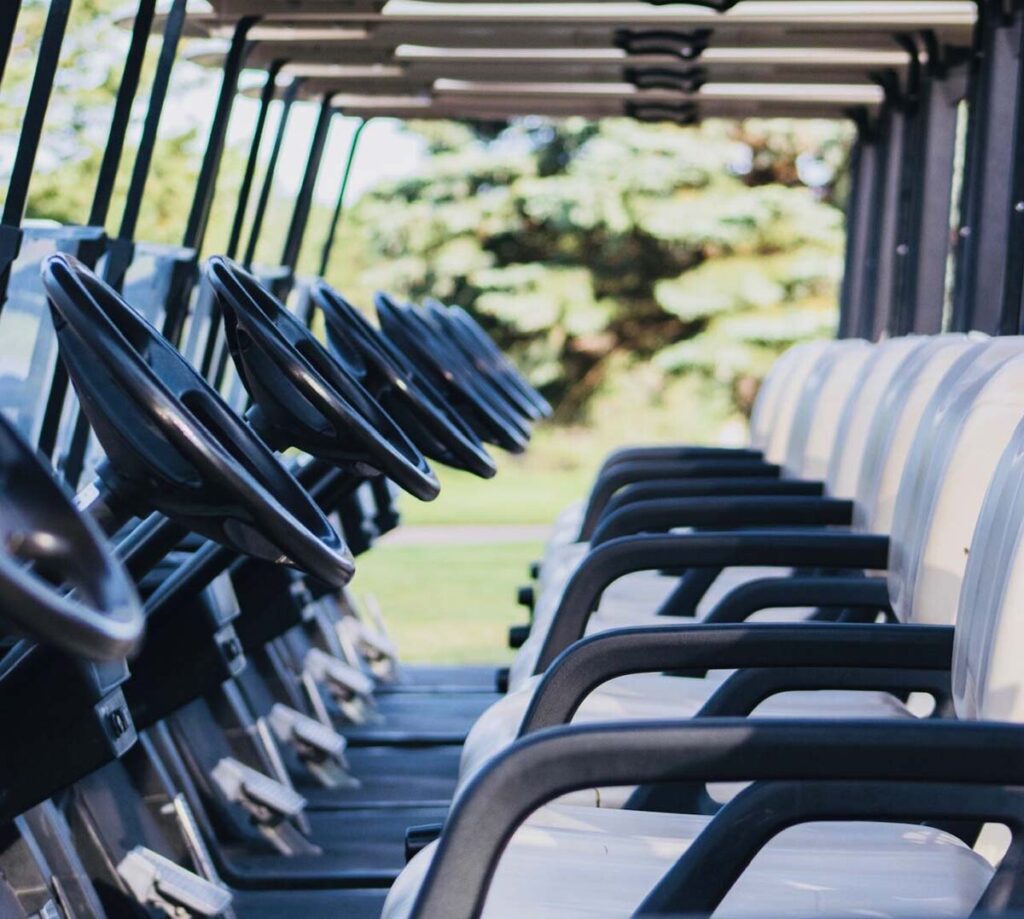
748,342,812,449
888,341,1024,624
952,406,1024,721
825,335,932,500
782,339,873,479
761,339,834,464
854,335,979,532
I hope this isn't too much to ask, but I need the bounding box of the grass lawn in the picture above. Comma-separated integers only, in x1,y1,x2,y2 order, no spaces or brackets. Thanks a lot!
399,462,592,527
351,540,543,663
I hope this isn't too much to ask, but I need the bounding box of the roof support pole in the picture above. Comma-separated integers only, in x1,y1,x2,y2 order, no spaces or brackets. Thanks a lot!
225,60,283,261
0,0,73,315
317,117,367,280
200,59,284,379
950,0,1024,333
278,93,335,294
89,0,156,232
0,1,23,91
840,119,886,339
838,136,865,338
1001,0,1024,333
893,59,968,333
181,15,257,256
102,0,187,293
243,79,301,270
205,78,303,390
45,0,163,479
871,84,914,339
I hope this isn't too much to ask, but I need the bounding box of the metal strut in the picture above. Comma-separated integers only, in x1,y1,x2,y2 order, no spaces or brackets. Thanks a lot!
317,118,367,279
0,0,73,315
109,0,188,281
47,0,165,479
226,60,285,261
949,0,1024,333
840,115,886,339
279,94,335,280
90,0,157,231
893,49,968,334
243,79,302,269
0,0,22,91
182,16,258,255
199,60,286,379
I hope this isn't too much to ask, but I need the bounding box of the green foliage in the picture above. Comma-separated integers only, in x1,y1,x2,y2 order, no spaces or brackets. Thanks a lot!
339,116,852,427
4,0,852,442
4,0,245,249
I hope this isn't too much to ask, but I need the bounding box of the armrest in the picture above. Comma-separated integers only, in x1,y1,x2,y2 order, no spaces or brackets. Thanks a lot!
599,445,763,473
696,663,952,718
524,622,952,733
590,496,853,546
602,477,824,519
702,575,891,623
534,532,891,674
411,718,1024,919
579,460,782,539
640,776,1024,915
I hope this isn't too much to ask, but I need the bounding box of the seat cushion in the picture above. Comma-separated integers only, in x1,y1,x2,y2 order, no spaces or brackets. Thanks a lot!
460,671,915,802
384,804,992,919
511,565,812,693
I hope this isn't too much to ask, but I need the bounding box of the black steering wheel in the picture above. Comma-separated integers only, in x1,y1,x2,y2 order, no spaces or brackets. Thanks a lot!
205,257,440,502
425,299,552,421
0,412,143,660
375,293,531,454
41,254,354,589
310,281,496,480
446,302,553,418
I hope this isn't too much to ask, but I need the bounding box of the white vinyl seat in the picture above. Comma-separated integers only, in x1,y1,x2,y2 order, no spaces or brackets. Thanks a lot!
386,805,991,919
464,339,1024,797
513,335,976,693
531,338,877,624
537,338,837,576
385,347,1024,919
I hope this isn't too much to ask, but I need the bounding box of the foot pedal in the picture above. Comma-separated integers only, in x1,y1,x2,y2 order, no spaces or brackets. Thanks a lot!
267,703,359,789
211,758,306,824
516,585,535,611
405,823,443,862
508,624,530,649
495,668,510,693
304,648,376,724
336,615,399,680
211,758,318,856
117,846,232,917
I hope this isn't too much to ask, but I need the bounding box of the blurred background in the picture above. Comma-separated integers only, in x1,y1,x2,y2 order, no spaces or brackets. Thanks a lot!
2,0,852,663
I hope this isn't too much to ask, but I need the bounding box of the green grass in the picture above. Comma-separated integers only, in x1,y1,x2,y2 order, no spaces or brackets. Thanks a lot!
351,540,543,663
399,462,592,526
355,384,749,661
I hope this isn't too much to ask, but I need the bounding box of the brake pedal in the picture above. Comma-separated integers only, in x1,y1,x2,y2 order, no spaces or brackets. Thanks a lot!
267,703,359,789
210,758,318,855
211,757,305,822
304,647,376,724
336,615,399,680
117,846,232,917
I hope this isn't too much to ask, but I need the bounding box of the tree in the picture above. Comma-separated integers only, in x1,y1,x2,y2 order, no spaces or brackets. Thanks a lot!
340,116,852,428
